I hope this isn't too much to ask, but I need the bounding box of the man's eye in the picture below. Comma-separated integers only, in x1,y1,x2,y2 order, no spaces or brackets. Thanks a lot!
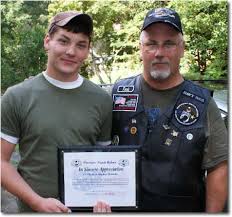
164,42,176,48
59,39,68,44
77,44,87,49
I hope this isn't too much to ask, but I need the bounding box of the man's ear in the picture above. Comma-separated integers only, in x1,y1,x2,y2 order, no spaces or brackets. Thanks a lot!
44,34,50,51
139,43,143,61
180,41,185,58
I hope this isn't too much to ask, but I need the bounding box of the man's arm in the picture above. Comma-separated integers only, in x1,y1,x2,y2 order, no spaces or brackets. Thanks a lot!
1,138,70,213
206,161,228,212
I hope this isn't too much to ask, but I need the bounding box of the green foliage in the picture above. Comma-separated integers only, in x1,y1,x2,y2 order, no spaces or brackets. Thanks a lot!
169,0,228,79
1,0,228,90
1,0,49,91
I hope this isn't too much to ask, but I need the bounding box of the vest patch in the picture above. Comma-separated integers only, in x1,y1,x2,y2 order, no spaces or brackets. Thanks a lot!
113,94,138,111
182,90,205,103
117,85,134,92
175,102,199,125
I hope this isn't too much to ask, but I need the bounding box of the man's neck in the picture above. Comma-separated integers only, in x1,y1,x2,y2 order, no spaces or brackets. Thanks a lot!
143,73,184,90
46,69,79,82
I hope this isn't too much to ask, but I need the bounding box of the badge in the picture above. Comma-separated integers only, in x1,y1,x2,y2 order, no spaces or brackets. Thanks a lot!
113,94,139,112
130,126,137,135
164,138,172,146
186,133,193,140
171,130,179,137
117,86,134,93
175,103,199,125
112,135,119,145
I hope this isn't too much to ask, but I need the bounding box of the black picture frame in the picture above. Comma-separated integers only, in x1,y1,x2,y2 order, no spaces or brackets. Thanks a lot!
57,145,141,212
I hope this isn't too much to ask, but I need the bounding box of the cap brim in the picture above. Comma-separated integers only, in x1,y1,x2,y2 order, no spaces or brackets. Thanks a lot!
142,19,182,34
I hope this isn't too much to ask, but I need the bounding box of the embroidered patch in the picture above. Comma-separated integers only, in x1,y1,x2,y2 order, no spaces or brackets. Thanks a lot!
175,103,199,125
117,85,134,93
113,94,138,111
182,90,205,103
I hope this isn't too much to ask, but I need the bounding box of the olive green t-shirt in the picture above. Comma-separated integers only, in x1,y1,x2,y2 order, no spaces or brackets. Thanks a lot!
140,76,228,169
1,73,112,211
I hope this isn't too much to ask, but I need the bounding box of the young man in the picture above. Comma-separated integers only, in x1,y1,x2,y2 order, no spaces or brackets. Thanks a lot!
1,11,112,213
111,8,228,212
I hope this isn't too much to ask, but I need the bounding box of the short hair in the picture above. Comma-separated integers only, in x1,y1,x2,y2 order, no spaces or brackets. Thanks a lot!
49,18,92,41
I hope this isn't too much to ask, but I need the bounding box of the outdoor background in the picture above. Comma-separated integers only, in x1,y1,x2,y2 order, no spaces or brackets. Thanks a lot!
0,0,229,213
1,0,228,92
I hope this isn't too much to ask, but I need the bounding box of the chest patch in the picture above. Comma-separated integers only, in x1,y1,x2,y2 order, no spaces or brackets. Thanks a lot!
113,94,138,111
174,102,199,125
117,85,134,92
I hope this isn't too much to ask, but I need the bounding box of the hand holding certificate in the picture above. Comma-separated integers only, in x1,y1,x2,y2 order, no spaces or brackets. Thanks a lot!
58,146,140,211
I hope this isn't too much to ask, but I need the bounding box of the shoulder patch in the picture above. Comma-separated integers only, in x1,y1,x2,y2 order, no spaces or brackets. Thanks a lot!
182,90,205,103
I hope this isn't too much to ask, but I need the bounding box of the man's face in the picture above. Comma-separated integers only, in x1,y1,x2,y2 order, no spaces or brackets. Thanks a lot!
44,28,90,81
140,23,184,81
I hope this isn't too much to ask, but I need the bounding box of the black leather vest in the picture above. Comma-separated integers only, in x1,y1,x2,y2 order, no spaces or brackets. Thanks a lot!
112,75,211,211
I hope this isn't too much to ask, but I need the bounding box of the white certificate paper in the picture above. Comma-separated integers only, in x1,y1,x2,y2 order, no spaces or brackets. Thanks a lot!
63,151,136,207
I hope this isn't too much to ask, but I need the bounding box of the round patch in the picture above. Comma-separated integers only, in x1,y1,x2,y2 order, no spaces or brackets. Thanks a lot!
130,126,137,135
175,103,199,126
186,133,193,140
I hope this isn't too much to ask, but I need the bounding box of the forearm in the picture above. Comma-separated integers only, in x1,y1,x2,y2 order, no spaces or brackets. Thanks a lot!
206,161,228,212
1,161,43,210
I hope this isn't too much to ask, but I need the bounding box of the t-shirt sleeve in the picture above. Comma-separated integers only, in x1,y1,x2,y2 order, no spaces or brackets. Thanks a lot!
96,94,112,145
202,97,228,169
1,88,21,139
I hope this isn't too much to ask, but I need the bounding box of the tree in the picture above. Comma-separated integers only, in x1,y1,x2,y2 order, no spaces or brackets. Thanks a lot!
1,0,228,91
1,0,49,91
169,0,228,79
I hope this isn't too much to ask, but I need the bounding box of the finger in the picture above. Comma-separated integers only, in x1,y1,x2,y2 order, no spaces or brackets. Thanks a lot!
106,204,111,213
101,202,109,212
93,201,101,213
97,201,103,212
55,200,70,213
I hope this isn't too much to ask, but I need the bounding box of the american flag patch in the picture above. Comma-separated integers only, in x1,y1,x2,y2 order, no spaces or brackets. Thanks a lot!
113,94,138,112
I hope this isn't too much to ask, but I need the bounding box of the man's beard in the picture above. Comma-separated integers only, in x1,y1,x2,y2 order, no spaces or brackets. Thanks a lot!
150,68,171,80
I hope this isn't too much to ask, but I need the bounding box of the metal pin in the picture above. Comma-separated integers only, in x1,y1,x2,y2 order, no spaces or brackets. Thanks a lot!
132,118,137,124
171,130,179,137
164,138,172,146
163,124,170,130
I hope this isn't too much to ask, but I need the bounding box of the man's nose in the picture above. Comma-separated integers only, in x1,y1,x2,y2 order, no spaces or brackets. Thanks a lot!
66,45,76,56
154,45,166,57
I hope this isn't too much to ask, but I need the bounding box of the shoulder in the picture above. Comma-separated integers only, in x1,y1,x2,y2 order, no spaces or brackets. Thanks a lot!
114,74,141,86
183,80,212,104
2,73,43,100
82,79,112,100
184,80,212,95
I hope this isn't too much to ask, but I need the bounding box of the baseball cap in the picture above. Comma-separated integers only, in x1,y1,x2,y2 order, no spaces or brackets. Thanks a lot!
48,11,93,34
141,8,183,34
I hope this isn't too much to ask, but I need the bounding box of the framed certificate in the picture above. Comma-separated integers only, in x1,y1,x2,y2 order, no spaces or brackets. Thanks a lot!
57,146,141,211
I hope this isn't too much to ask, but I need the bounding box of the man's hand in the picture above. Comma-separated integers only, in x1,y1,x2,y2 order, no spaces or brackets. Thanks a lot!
31,197,71,213
93,201,111,213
